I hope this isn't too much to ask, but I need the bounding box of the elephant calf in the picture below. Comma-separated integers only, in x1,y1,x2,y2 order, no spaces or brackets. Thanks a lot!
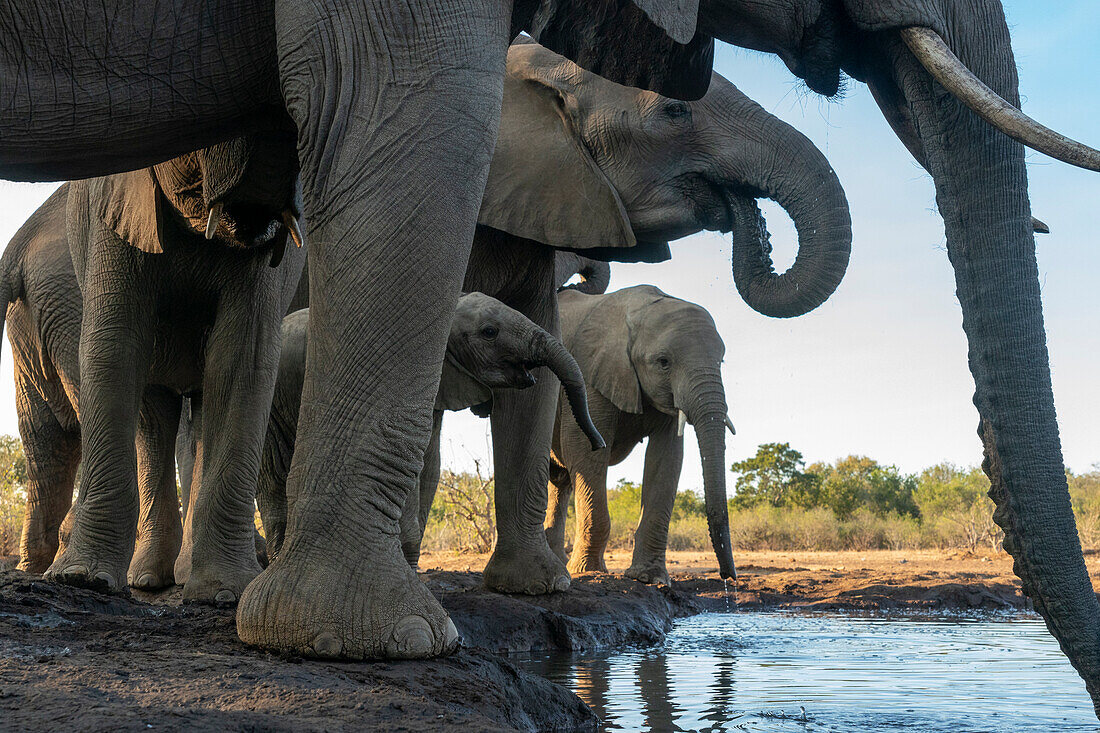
256,294,604,566
547,285,737,585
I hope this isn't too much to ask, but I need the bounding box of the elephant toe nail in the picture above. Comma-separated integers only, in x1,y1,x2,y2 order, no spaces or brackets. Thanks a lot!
93,571,117,590
444,618,461,652
392,615,434,657
135,573,156,588
214,589,237,606
553,576,570,593
312,632,343,658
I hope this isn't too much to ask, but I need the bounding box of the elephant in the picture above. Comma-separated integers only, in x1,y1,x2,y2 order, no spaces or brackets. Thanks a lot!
2,3,1100,711
255,295,604,566
553,253,612,296
546,286,736,585
0,134,306,601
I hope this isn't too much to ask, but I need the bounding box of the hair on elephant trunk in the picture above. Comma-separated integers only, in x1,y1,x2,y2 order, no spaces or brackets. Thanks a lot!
530,330,605,450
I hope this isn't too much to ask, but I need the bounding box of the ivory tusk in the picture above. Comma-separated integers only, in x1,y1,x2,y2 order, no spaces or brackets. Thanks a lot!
677,410,688,437
900,27,1100,172
1032,217,1050,235
725,415,736,436
282,211,305,249
205,202,223,240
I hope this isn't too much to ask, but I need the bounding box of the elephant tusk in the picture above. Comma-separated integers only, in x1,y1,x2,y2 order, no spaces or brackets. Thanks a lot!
900,27,1100,172
205,203,223,240
725,415,736,436
677,409,688,437
282,211,305,249
1032,217,1050,235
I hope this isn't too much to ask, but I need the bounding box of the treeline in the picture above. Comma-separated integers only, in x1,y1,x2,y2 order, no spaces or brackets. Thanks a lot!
2,435,1100,557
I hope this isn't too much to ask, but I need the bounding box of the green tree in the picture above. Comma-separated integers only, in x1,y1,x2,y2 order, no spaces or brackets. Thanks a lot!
0,435,28,556
912,462,998,550
730,443,821,509
811,455,918,519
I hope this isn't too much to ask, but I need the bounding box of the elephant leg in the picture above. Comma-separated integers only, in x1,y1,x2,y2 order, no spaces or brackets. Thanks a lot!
175,394,200,522
129,386,184,590
626,424,683,585
46,252,155,593
482,266,571,594
402,410,443,569
236,1,510,658
255,395,292,563
15,375,80,574
544,453,572,564
180,292,282,605
567,455,611,575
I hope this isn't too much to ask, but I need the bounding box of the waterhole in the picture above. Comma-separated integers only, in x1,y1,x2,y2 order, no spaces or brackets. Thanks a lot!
516,611,1098,731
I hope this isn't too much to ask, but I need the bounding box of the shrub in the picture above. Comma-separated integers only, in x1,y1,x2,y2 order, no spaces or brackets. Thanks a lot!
0,435,28,557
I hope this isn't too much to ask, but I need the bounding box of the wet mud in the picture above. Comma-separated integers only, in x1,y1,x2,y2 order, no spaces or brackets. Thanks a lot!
0,550,1066,731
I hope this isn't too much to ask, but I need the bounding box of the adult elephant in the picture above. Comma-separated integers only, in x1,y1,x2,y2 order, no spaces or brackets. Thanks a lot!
546,286,735,585
465,39,851,596
2,4,1099,713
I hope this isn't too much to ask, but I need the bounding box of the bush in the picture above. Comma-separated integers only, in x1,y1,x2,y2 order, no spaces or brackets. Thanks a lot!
421,464,496,554
0,436,28,557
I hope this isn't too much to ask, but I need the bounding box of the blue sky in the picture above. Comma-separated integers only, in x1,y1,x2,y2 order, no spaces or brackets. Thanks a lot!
0,1,1097,495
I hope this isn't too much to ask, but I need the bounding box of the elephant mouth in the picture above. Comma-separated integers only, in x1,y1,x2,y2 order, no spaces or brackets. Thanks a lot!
218,202,283,247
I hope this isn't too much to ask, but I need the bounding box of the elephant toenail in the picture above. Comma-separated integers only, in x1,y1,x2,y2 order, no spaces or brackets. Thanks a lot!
312,632,342,657
93,571,117,590
392,615,434,657
135,573,156,588
553,576,570,593
214,590,237,607
443,618,461,653
60,565,88,580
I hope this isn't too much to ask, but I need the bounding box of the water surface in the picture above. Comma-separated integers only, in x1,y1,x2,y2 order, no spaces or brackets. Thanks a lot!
516,612,1099,732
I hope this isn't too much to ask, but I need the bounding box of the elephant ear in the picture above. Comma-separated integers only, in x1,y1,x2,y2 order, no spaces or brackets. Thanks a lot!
479,45,635,252
525,0,713,100
95,169,169,254
567,292,644,415
436,356,492,413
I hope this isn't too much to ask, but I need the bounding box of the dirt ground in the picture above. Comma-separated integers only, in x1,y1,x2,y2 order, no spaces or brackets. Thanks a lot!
2,549,1086,732
420,548,1100,611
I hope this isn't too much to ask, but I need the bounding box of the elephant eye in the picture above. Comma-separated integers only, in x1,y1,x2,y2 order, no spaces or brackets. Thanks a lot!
656,356,671,370
481,325,499,340
663,101,691,123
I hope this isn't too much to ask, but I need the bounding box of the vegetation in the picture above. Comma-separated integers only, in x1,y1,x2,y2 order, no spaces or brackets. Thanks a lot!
3,432,1100,558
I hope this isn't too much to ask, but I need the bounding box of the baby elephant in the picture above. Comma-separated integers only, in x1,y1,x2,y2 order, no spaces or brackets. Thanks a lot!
547,285,737,585
256,294,604,565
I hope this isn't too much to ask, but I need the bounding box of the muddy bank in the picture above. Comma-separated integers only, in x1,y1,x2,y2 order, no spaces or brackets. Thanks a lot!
0,568,701,732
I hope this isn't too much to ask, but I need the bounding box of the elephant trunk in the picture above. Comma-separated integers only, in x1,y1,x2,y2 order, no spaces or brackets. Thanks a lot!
553,253,612,295
530,329,606,451
680,370,736,580
708,77,852,318
863,7,1100,713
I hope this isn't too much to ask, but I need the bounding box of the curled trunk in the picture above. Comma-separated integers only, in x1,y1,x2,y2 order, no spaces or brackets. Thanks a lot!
711,78,852,318
554,253,612,295
531,330,605,451
682,373,736,580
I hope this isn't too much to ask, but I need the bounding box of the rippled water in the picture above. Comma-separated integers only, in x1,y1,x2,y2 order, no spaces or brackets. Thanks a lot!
516,612,1100,732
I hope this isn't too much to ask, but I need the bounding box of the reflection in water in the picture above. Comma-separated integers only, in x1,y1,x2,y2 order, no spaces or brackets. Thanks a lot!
516,612,1100,732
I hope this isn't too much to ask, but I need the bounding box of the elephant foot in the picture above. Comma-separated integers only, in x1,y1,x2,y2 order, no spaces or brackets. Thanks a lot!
182,554,263,607
566,550,608,576
17,550,57,575
236,535,460,659
128,531,182,591
484,538,571,594
625,562,671,586
543,527,569,565
401,540,421,571
45,544,130,596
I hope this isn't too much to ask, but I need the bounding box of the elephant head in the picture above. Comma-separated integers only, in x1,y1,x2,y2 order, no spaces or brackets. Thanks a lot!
479,39,852,319
568,285,736,579
98,128,304,263
441,292,604,450
553,252,612,295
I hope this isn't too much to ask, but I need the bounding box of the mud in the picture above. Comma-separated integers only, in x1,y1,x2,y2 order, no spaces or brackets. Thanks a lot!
2,550,1077,731
0,568,702,732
